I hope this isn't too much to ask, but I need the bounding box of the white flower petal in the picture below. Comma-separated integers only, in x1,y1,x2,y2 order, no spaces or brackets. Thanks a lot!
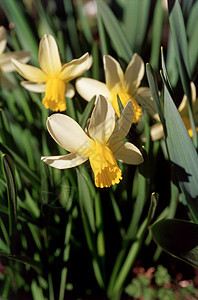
179,82,197,117
12,58,47,82
0,51,30,72
76,77,110,101
114,142,143,165
41,153,88,169
134,87,157,118
88,95,115,144
150,123,164,141
125,53,145,93
0,26,7,55
108,100,133,148
103,55,124,90
21,81,46,93
39,34,61,75
47,113,92,154
60,52,91,81
65,83,75,98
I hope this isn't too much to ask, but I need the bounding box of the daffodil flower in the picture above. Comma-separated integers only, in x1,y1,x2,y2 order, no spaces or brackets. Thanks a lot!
76,54,157,123
41,95,143,188
0,26,30,89
150,82,198,140
12,34,92,111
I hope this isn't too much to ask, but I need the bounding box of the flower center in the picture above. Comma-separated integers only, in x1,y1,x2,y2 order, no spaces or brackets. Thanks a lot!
89,142,122,188
110,90,142,123
42,77,66,111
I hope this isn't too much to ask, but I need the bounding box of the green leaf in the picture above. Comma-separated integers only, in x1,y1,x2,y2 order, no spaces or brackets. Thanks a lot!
0,143,40,189
2,154,17,237
0,253,42,273
151,219,198,268
95,0,133,62
77,167,95,233
168,0,191,101
146,64,166,132
163,78,198,221
79,96,95,130
108,193,158,298
1,0,38,63
186,1,198,75
150,0,164,70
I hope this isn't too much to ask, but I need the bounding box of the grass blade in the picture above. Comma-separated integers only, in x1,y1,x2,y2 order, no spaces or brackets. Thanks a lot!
2,154,17,238
95,0,133,62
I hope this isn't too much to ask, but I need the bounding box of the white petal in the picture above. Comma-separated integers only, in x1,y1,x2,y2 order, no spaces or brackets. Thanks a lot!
47,113,92,154
134,87,157,118
150,123,164,141
0,73,16,89
39,34,61,75
179,82,196,117
21,81,46,93
76,77,110,101
12,58,47,82
0,26,7,55
103,55,124,90
114,142,143,165
60,52,91,81
65,83,75,98
41,153,87,169
88,95,115,144
125,53,145,93
108,100,133,148
0,51,30,72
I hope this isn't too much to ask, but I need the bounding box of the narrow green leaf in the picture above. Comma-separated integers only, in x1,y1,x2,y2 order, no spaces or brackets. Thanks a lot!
79,96,95,129
146,64,166,132
150,0,164,70
76,0,93,44
77,167,95,233
97,13,109,56
0,253,42,274
63,0,82,57
151,219,198,268
168,0,192,108
108,193,158,298
95,0,133,62
1,0,38,62
2,154,17,237
163,79,198,221
0,143,40,189
187,1,198,75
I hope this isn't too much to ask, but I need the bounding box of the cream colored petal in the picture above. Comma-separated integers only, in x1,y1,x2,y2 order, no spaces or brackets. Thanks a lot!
0,51,30,72
125,53,145,93
114,142,143,165
11,58,47,82
0,26,7,55
108,100,133,148
41,153,88,169
134,87,157,118
179,82,196,117
21,81,46,93
65,83,75,98
39,34,61,75
47,113,92,154
103,55,124,90
0,73,16,89
76,77,110,101
59,52,91,81
150,123,164,141
88,95,115,144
